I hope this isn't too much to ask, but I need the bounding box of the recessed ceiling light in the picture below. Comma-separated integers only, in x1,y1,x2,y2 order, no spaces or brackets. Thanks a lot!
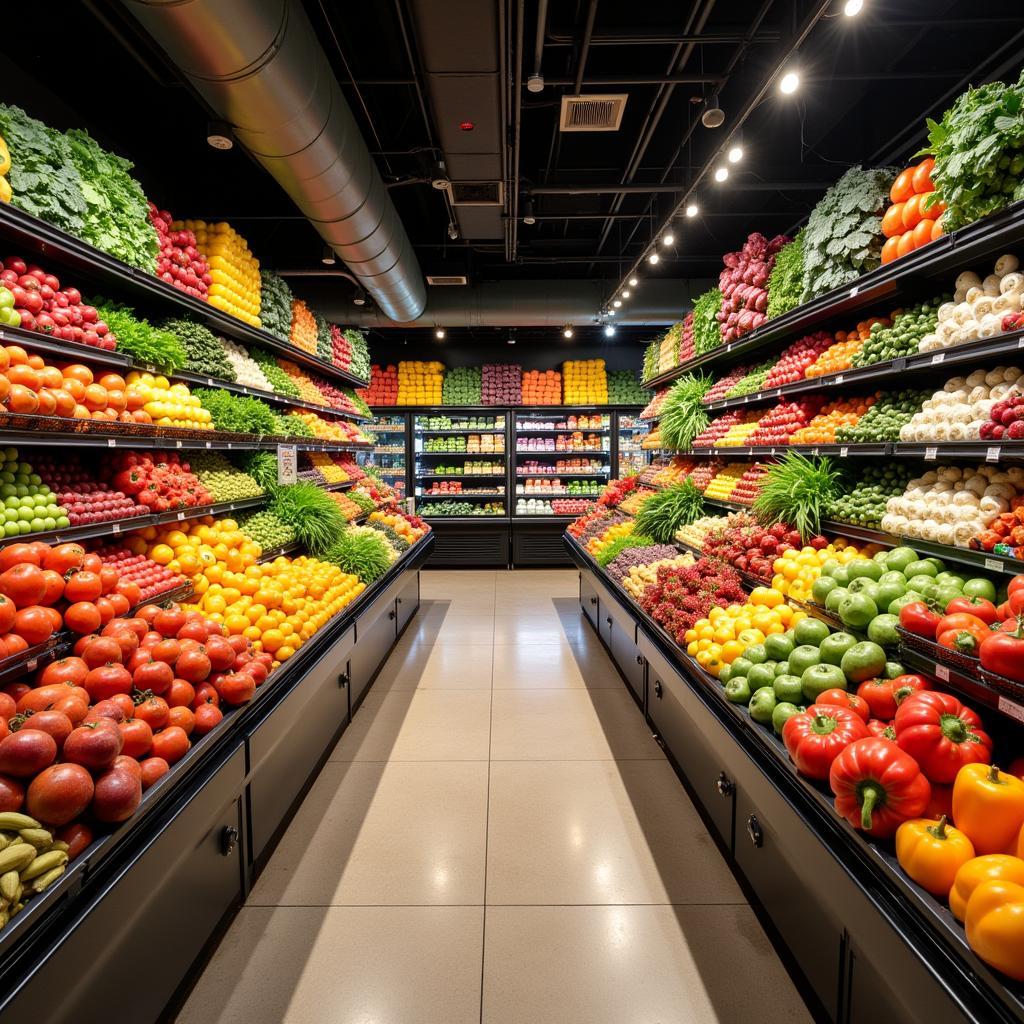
434,327,445,339
604,324,615,337
779,71,800,95
628,276,638,287
508,337,516,344
662,232,675,246
206,120,234,150
843,0,863,15
727,145,743,163
613,299,622,308
562,326,574,339
608,309,616,316
621,290,630,299
321,245,336,266
353,294,366,306
713,166,729,183
685,204,699,218
648,252,660,265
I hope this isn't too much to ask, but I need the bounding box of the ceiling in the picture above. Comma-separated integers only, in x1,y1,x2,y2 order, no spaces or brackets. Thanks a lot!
0,0,1022,345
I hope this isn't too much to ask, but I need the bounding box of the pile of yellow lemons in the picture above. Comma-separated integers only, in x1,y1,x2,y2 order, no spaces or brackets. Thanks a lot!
770,539,883,603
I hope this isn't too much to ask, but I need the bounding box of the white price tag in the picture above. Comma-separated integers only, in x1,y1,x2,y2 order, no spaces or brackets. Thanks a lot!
227,442,233,450
743,395,749,403
726,344,733,352
840,447,849,458
175,440,182,448
242,387,250,395
176,512,185,521
775,389,782,398
770,448,777,456
936,664,950,682
1018,336,1024,349
26,659,36,672
107,438,116,447
924,446,938,460
111,523,121,534
985,557,1004,573
998,696,1024,723
229,504,235,511
850,286,859,297
987,446,1002,463
931,352,944,365
835,375,844,385
207,378,215,387
205,441,212,449
277,445,298,486
811,447,820,456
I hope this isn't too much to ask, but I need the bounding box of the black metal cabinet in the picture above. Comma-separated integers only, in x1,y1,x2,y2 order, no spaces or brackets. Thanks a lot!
610,626,645,707
2,746,246,1024
350,588,400,707
579,572,600,630
248,624,356,865
396,573,419,633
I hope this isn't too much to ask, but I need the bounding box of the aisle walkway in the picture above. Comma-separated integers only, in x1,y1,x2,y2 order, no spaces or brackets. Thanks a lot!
177,570,812,1024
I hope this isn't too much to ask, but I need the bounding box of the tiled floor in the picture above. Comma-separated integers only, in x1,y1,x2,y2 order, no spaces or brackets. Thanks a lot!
176,569,812,1024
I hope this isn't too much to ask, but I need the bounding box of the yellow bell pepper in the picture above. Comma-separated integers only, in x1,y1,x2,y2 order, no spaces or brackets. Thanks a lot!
895,816,975,896
952,764,1024,855
965,879,1024,981
949,854,1024,922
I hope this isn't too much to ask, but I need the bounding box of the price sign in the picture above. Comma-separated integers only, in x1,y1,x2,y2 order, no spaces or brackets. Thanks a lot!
985,557,1005,573
849,286,859,297
924,446,938,460
207,378,216,387
931,352,944,365
998,696,1024,724
935,664,950,682
811,447,820,456
177,512,186,521
835,375,844,385
205,441,212,449
107,438,116,447
840,447,849,458
987,446,1002,463
175,440,183,448
726,343,733,353
1018,336,1024,349
111,523,121,534
277,445,298,486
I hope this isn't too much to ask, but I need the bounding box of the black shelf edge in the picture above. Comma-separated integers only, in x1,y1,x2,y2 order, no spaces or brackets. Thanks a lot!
516,471,609,478
658,441,1024,461
0,203,370,392
419,515,509,523
0,427,369,453
418,492,507,499
417,450,507,457
417,428,506,435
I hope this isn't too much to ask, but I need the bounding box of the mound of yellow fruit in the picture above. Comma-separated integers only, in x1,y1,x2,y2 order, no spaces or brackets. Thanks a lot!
563,359,608,405
182,220,262,327
126,371,213,430
128,516,260,578
397,361,444,405
770,539,884,603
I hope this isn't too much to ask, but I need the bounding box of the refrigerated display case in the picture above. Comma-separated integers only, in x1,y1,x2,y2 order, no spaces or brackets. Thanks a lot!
616,411,653,475
361,413,408,501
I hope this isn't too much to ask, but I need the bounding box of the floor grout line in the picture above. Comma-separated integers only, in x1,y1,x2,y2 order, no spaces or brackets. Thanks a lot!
479,571,497,1021
243,901,751,909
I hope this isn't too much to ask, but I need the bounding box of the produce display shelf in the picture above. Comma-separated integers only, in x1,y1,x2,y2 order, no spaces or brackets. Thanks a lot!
514,428,611,435
518,490,601,497
324,481,354,491
257,540,304,563
418,428,505,436
690,443,889,458
512,513,576,521
0,203,370,392
0,495,266,551
417,471,506,478
0,325,133,369
641,199,1024,391
893,442,1024,461
0,533,432,965
899,647,1024,719
417,450,506,457
701,497,749,512
373,404,647,414
419,491,506,499
515,448,610,456
516,470,608,478
420,515,509,523
565,534,1024,1023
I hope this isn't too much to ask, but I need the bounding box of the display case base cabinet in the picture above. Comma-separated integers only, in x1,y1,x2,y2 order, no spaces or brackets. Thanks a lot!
3,746,247,1024
579,566,1001,1024
511,522,575,566
425,522,510,567
248,624,356,867
350,591,400,708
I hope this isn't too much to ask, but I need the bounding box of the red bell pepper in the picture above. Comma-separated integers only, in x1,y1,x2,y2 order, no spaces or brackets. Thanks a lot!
936,612,991,636
891,674,928,708
937,626,988,656
813,688,870,722
783,705,869,781
980,615,1024,682
893,690,993,783
829,737,932,837
899,602,941,639
857,678,898,720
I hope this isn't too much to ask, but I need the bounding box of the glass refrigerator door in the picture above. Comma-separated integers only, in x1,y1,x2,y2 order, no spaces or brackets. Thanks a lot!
616,412,654,476
412,411,508,519
362,414,407,500
513,409,610,517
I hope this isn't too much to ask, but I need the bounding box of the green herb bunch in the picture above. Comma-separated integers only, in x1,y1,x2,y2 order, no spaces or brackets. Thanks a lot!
596,533,656,567
633,481,705,542
766,232,805,320
250,349,301,397
240,450,280,491
92,300,187,370
658,373,712,450
193,388,280,434
754,452,844,541
259,272,294,340
161,318,236,381
324,525,396,583
314,312,333,362
692,288,723,354
270,483,348,555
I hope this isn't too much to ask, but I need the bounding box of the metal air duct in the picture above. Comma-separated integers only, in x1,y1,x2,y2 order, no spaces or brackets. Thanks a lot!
120,0,426,323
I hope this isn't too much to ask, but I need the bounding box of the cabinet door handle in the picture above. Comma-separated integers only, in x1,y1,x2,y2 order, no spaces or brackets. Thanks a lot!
338,672,349,689
589,596,597,605
653,679,663,699
221,825,239,857
605,616,613,627
388,610,396,620
746,814,764,849
716,772,734,797
635,654,644,666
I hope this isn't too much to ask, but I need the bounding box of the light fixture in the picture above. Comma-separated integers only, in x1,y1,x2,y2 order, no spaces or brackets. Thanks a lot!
527,73,544,93
843,0,863,15
613,299,622,308
685,203,699,218
447,222,460,240
701,94,725,129
353,294,366,306
206,120,234,150
727,144,744,163
321,245,336,266
628,276,638,287
562,325,574,339
622,289,631,299
522,197,536,225
648,252,660,265
604,324,615,337
714,166,729,183
608,308,616,316
662,231,675,246
779,70,800,95
507,337,516,345
434,327,446,340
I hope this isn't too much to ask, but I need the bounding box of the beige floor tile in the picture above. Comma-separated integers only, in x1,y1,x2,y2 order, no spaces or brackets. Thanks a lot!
176,905,483,1024
481,905,812,1024
489,689,661,761
373,642,493,692
491,642,621,690
398,608,495,646
492,613,589,645
331,690,491,761
250,762,488,906
486,761,743,905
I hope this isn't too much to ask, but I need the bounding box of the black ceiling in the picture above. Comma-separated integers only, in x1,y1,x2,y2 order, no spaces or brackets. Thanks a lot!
0,0,1022,341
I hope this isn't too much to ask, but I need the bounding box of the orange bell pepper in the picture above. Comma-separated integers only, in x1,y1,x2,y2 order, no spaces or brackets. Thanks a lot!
949,854,1024,922
952,764,1024,855
965,879,1024,981
895,816,975,896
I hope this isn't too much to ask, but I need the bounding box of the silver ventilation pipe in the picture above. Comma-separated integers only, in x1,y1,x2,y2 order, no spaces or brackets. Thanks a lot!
120,0,426,323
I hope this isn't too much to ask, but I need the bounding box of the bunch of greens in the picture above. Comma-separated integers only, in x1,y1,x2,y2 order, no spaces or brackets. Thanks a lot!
91,300,186,369
161,318,236,381
251,348,301,397
632,480,705,542
766,232,805,320
345,329,371,382
596,533,656,568
237,509,296,549
193,388,280,434
240,450,280,491
606,370,649,405
314,312,332,362
924,71,1024,231
270,483,348,555
658,373,712,450
342,387,373,418
442,366,483,405
0,104,88,234
274,413,315,438
692,288,723,354
347,490,377,515
65,129,158,272
259,272,294,340
754,452,844,540
724,360,775,398
324,525,395,582
802,166,895,301
642,340,659,383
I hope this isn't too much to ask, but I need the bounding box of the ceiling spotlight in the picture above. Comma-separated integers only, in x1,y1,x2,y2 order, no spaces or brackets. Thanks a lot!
779,70,800,95
522,197,536,225
701,95,725,129
613,299,622,308
843,0,863,15
562,325,574,339
507,337,516,345
621,289,631,299
608,308,616,316
206,120,234,150
714,166,729,183
662,231,675,246
727,145,744,163
353,294,366,306
527,73,544,93
604,324,615,337
628,276,638,287
434,327,446,340
685,204,699,218
321,245,336,266
648,252,660,265
447,222,460,240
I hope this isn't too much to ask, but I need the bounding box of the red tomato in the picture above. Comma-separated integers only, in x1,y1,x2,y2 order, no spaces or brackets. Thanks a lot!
0,543,42,572
166,706,195,735
56,821,95,860
26,762,94,825
176,648,211,683
63,719,123,771
133,659,173,695
814,688,870,722
14,606,57,646
0,565,47,608
64,601,101,635
37,570,65,607
99,566,119,595
42,543,85,576
0,595,15,634
151,725,190,763
80,635,123,668
139,756,170,790
119,718,154,758
166,678,196,709
154,607,186,638
134,695,170,731
0,729,58,777
0,773,25,811
193,703,223,735
83,663,133,702
63,570,103,603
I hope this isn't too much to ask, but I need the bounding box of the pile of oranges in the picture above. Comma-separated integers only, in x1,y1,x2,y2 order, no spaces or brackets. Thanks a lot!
788,395,876,443
804,317,891,378
127,516,261,580
289,299,318,354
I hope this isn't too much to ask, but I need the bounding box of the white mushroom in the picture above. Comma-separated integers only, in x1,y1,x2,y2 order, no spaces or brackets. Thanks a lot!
984,275,1002,296
995,255,1020,277
957,271,983,293
1000,272,1024,294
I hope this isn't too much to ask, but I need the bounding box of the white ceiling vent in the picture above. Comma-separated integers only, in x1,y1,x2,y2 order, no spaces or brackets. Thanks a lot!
443,181,504,206
559,94,628,132
426,275,469,285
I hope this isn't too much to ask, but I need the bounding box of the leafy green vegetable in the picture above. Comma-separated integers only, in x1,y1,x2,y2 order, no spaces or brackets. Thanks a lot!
91,300,187,370
766,232,804,320
606,370,649,405
754,452,844,541
347,490,377,514
240,450,279,490
344,329,371,381
801,166,895,301
193,388,280,434
274,413,315,438
596,533,656,567
271,483,348,555
251,348,301,397
314,312,332,362
324,525,395,582
259,272,294,340
161,318,236,381
659,373,712,450
692,288,723,354
369,521,410,552
924,71,1024,231
633,481,705,542
724,360,774,398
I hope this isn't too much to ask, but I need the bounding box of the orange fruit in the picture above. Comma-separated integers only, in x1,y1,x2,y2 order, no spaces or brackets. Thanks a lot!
896,231,916,259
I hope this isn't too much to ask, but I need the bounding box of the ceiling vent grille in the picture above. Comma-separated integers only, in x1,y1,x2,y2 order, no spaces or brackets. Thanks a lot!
426,275,468,286
444,181,504,206
559,94,628,132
